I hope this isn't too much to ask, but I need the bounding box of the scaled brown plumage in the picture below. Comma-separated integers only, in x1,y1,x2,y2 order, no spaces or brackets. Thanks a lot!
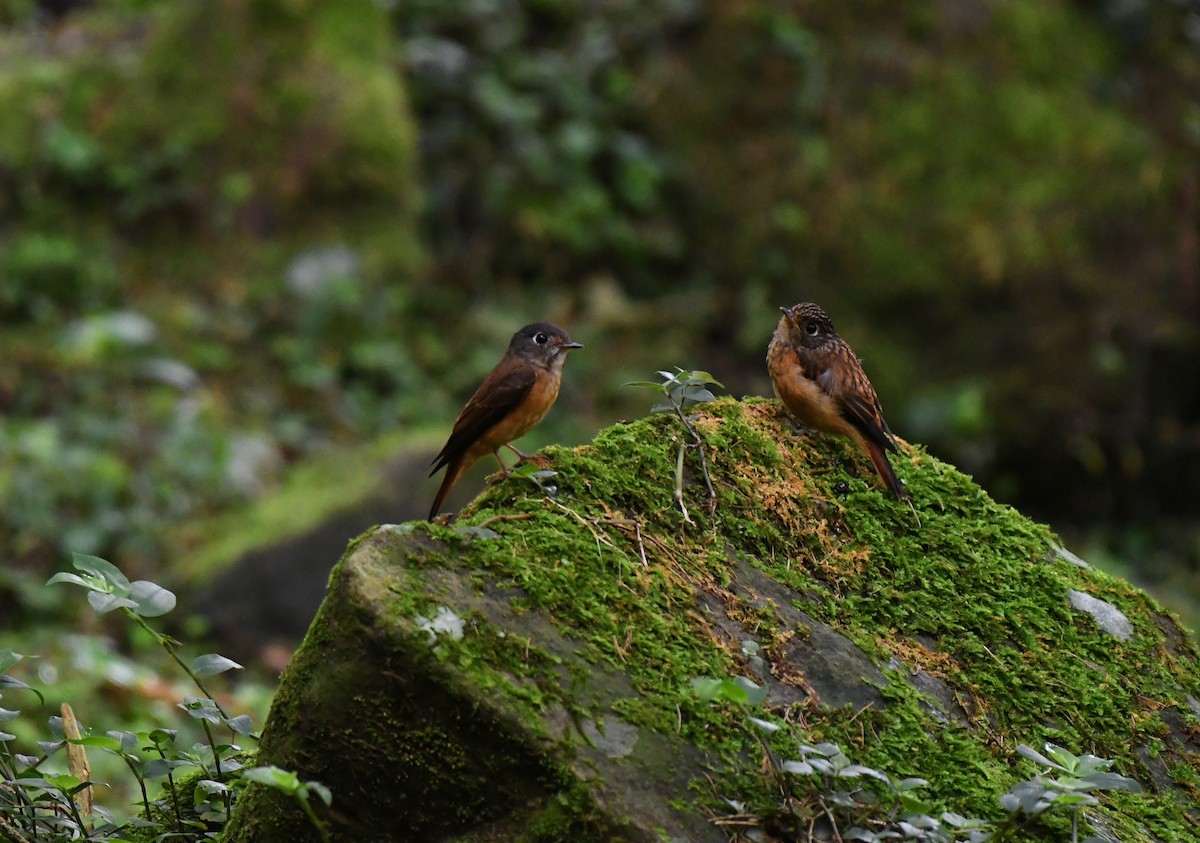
767,303,905,498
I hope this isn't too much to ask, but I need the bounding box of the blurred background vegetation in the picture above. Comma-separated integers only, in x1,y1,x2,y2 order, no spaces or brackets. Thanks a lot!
1,0,1199,745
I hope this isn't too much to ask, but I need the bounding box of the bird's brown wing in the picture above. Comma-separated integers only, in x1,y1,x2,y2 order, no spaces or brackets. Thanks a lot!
430,366,538,476
817,359,899,455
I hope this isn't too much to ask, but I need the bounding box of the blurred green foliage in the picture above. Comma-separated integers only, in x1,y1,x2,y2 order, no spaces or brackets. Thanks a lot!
1,556,276,835
397,0,697,297
0,0,431,580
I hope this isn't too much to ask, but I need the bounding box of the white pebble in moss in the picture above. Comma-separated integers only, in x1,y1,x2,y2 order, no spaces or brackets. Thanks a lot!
1068,590,1133,641
1053,545,1090,569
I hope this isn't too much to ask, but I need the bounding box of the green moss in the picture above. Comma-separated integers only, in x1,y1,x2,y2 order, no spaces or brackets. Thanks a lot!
232,397,1200,840
447,398,1200,838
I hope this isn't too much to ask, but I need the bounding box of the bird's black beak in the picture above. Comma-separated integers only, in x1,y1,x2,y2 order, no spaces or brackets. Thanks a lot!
779,306,797,326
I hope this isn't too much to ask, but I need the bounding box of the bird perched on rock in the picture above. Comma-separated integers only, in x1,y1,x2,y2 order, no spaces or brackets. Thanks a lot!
767,302,905,498
429,322,583,520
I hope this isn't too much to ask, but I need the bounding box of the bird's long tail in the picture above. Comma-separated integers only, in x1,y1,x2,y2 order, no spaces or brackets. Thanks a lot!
429,457,469,520
864,439,906,499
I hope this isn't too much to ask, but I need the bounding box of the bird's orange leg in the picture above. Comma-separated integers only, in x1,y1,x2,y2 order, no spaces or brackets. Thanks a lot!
504,443,535,462
505,443,552,469
492,450,512,477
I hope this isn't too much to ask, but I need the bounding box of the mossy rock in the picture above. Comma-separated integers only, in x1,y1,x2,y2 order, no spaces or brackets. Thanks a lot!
224,398,1200,841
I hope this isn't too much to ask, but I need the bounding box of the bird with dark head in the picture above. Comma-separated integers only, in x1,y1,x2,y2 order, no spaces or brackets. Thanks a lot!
429,322,583,520
766,302,906,498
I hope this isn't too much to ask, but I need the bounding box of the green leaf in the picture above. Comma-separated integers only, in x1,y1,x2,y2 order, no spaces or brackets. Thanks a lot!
681,385,716,404
800,742,841,757
0,707,19,722
129,580,176,617
1049,792,1098,808
780,759,815,775
147,729,177,746
690,676,766,706
11,776,55,789
178,697,222,724
191,654,242,677
839,764,888,781
195,779,229,797
88,592,138,614
686,370,724,386
718,679,753,705
243,765,301,793
108,730,140,753
1071,753,1113,777
730,676,767,705
941,812,987,829
307,781,333,806
144,758,193,779
46,572,98,590
68,735,123,750
1016,743,1057,769
72,554,131,592
1041,743,1079,772
0,675,44,705
689,677,725,702
1081,771,1141,792
43,773,83,791
225,714,255,736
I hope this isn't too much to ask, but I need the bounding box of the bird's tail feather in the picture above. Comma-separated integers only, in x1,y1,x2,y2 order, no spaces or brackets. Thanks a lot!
865,440,906,499
429,458,468,520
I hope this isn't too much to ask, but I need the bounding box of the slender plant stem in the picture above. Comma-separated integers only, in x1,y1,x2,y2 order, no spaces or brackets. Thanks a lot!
667,383,717,518
0,747,37,839
60,786,87,836
674,441,692,523
818,796,843,843
298,794,332,843
125,611,233,722
157,748,184,832
199,720,223,780
118,755,152,820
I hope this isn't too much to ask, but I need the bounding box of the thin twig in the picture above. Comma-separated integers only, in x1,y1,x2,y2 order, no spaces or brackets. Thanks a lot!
549,499,616,561
667,386,717,518
473,512,534,530
674,441,693,524
595,518,649,567
631,520,648,567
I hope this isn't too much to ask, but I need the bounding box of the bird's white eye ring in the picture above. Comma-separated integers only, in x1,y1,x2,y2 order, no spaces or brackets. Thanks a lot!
534,332,549,344
805,322,819,336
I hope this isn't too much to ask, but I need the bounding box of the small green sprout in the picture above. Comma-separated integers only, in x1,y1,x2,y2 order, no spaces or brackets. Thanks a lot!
625,368,724,522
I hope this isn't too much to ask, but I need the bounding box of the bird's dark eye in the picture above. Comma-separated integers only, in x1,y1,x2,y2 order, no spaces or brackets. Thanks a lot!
534,332,549,345
805,322,820,336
